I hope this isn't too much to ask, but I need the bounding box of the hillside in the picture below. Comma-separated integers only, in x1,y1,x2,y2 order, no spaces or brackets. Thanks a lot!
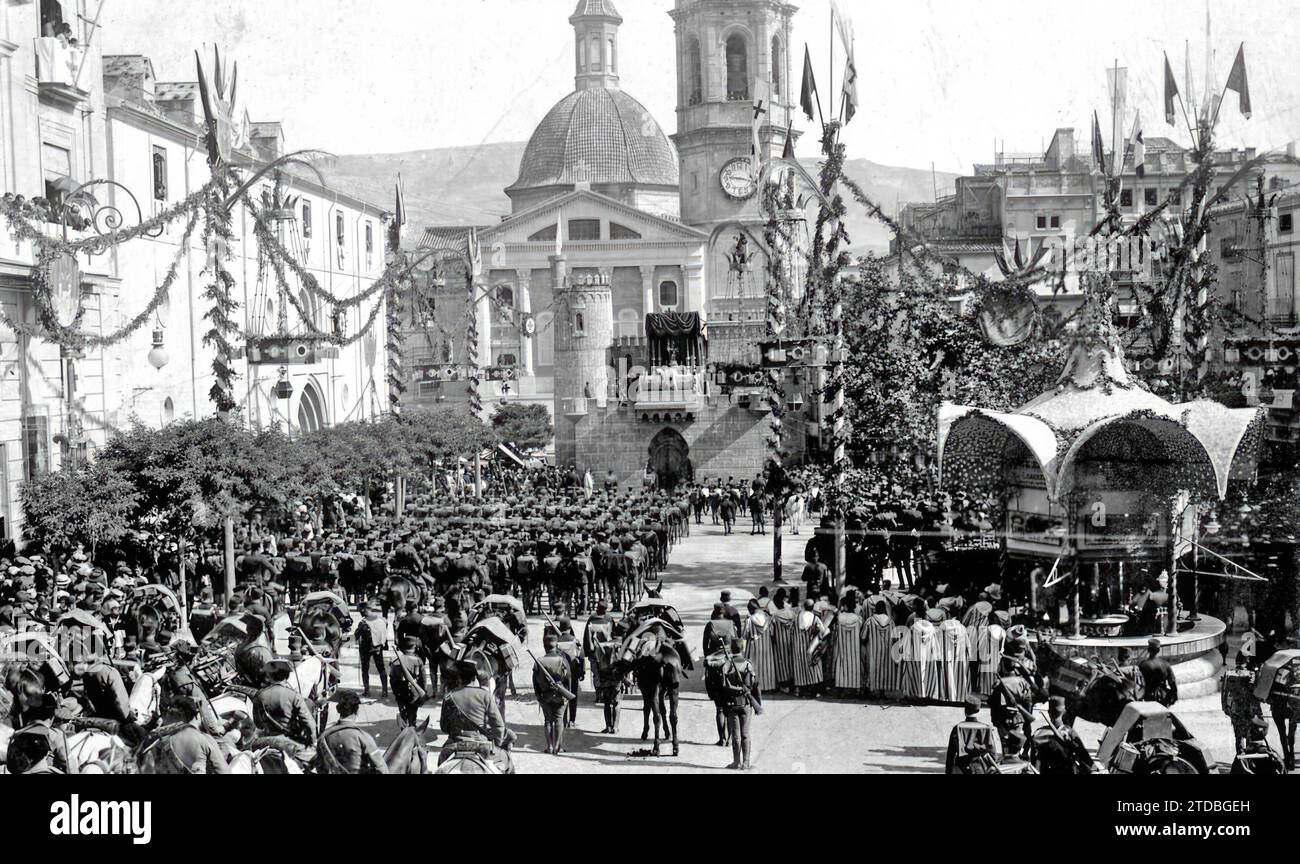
323,144,958,253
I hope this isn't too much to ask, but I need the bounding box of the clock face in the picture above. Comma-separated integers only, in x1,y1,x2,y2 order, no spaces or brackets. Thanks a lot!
720,158,757,200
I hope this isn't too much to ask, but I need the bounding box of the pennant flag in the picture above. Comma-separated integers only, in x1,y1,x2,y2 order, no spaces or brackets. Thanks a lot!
800,45,818,122
1091,110,1107,174
390,173,407,249
1128,110,1146,179
751,78,772,173
1226,43,1252,119
841,52,859,126
1163,52,1179,126
831,0,854,56
782,118,796,160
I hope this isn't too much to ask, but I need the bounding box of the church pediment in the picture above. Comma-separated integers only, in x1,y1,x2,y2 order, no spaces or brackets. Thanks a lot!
482,189,707,245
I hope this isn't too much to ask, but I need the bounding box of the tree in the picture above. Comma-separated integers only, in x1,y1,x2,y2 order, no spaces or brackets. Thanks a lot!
491,402,553,450
21,461,138,564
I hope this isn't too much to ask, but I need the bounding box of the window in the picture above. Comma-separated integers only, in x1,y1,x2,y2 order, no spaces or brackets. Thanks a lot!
152,146,167,201
1036,215,1047,230
726,34,749,101
1120,188,1133,208
1170,189,1182,206
609,37,616,73
617,308,640,338
22,416,49,485
1144,188,1159,207
365,222,373,254
301,201,312,238
609,222,642,240
659,280,679,308
41,142,72,212
1050,215,1060,229
590,35,601,72
574,312,585,336
568,219,600,241
577,34,585,72
1270,252,1295,322
496,284,515,308
336,212,346,246
687,37,703,105
528,224,557,243
40,0,65,37
771,36,784,98
1281,212,1295,234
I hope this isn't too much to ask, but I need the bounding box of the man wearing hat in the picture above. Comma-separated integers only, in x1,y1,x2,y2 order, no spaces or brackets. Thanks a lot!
151,695,229,774
1030,695,1094,774
532,631,577,755
1138,638,1178,707
719,637,761,770
945,694,1002,774
990,650,1038,760
161,641,226,736
314,690,389,774
439,657,512,773
357,600,390,698
583,599,622,734
253,659,318,747
8,693,80,774
390,635,427,727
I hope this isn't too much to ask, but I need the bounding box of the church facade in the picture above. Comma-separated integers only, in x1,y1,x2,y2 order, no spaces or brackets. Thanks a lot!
402,0,805,487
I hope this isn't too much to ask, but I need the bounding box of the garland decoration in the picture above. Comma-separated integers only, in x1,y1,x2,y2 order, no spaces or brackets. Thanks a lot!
386,266,407,412
200,175,240,412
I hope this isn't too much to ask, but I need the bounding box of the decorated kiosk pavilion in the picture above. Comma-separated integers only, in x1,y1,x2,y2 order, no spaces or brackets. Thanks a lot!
938,292,1265,695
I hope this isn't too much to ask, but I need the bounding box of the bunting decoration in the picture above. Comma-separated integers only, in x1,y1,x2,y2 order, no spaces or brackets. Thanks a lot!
465,229,483,420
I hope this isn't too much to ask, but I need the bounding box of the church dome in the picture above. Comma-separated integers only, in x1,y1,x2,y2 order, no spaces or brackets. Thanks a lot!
507,87,679,197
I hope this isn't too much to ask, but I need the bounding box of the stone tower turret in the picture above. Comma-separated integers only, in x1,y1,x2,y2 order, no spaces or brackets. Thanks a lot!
571,0,623,91
552,255,612,469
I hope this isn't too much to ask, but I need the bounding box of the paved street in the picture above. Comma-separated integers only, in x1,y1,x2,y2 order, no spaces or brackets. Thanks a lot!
342,517,1250,774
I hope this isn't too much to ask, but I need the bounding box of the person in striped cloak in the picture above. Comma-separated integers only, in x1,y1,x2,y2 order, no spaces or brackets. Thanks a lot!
935,614,971,704
864,600,901,697
901,615,939,701
792,599,830,697
973,616,1008,698
743,598,777,692
770,588,797,693
831,596,864,696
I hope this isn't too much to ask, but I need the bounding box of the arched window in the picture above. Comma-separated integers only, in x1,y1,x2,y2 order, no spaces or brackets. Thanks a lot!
297,382,326,434
618,308,640,338
659,280,680,308
726,34,749,101
299,288,319,330
771,36,784,98
687,36,703,105
609,37,616,73
590,35,601,71
577,34,585,72
162,397,175,424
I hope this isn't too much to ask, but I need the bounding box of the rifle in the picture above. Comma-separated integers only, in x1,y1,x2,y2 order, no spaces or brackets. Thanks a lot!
526,647,578,702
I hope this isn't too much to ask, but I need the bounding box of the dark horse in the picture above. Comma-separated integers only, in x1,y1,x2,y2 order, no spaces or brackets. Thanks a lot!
383,718,430,774
1037,642,1139,727
382,574,425,618
617,627,686,757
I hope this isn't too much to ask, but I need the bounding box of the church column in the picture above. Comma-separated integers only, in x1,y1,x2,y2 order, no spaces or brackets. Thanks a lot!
516,269,534,377
682,261,704,313
640,265,656,325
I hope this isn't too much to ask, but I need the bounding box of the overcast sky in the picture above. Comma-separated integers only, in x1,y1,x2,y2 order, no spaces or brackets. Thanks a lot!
99,0,1300,172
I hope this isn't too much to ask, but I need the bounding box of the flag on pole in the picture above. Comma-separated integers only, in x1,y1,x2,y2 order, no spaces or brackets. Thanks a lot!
467,227,483,279
1226,43,1252,119
751,78,772,173
1106,65,1127,166
1128,110,1146,179
800,45,818,122
553,208,563,258
782,118,796,160
841,52,859,126
830,0,854,56
391,173,407,248
1091,110,1107,174
1163,52,1179,126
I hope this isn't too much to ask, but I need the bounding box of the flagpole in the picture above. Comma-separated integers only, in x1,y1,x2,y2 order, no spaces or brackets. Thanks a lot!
1207,44,1241,137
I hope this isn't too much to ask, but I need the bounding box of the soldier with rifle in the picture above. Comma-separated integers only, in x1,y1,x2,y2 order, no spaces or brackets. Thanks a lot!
1029,695,1094,774
719,637,762,770
989,655,1039,760
390,635,427,728
530,631,578,754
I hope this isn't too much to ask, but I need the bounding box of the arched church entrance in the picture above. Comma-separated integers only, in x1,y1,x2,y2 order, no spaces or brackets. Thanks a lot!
649,427,692,491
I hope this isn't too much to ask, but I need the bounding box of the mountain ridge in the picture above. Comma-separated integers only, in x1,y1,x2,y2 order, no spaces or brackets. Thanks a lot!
321,143,958,252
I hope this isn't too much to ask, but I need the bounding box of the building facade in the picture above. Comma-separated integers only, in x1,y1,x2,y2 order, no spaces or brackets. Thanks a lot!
0,0,387,545
397,0,806,485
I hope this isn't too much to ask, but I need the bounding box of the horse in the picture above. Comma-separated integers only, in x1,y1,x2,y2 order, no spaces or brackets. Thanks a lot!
383,717,430,774
298,608,345,658
1036,643,1139,727
383,574,425,618
618,628,685,757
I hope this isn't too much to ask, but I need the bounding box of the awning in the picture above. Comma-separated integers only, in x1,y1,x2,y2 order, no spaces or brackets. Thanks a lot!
646,312,705,367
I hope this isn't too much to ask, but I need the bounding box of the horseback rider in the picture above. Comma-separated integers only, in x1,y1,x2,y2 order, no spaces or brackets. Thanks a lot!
146,695,229,774
252,658,317,749
438,658,513,773
161,641,226,736
314,690,389,774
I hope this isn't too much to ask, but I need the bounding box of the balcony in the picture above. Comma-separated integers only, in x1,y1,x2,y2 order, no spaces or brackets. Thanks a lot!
34,37,88,108
633,368,704,423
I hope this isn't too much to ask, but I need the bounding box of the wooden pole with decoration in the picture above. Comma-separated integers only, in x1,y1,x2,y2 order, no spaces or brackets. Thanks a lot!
466,229,485,497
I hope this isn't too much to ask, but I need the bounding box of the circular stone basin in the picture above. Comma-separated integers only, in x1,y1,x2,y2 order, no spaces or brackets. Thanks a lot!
1080,615,1130,637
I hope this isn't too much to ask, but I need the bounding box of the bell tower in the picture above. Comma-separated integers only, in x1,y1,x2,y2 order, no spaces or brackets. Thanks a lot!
669,0,799,231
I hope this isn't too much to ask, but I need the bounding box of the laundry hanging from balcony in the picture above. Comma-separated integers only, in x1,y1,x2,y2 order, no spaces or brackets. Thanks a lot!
646,311,705,368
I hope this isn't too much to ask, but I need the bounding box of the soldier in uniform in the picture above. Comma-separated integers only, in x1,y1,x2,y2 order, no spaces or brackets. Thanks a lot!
719,637,761,770
989,653,1036,760
439,658,513,773
161,641,226,737
150,695,229,774
945,694,1003,774
390,635,427,727
315,690,389,774
584,598,622,733
253,659,318,748
1030,695,1094,774
533,631,577,754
